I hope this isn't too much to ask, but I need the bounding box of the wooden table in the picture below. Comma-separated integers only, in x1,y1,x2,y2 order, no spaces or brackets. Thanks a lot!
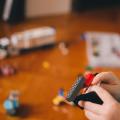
0,9,120,120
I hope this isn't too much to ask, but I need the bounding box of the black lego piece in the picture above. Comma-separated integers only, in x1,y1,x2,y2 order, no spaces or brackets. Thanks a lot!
66,75,85,102
73,91,103,107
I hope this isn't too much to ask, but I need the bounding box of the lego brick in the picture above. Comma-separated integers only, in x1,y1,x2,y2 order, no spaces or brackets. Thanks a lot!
66,76,85,102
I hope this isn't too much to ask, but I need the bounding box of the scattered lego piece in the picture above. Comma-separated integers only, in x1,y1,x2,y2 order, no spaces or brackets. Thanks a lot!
0,37,9,47
58,88,64,96
0,49,8,60
58,42,69,55
53,88,74,106
53,88,65,106
53,95,65,106
42,61,50,69
0,37,9,60
0,64,16,76
85,65,93,71
3,91,20,116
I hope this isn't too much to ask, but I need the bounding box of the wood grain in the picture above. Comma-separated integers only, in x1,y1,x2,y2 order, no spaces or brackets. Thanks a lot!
0,9,120,120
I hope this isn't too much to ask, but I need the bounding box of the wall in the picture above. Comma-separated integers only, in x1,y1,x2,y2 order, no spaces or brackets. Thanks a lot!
26,0,72,18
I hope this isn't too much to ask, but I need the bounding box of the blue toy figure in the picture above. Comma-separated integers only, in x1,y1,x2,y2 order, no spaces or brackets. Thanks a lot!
58,88,64,97
3,91,20,116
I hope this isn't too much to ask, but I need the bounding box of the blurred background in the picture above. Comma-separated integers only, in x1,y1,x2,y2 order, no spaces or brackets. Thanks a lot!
0,0,120,120
0,0,120,23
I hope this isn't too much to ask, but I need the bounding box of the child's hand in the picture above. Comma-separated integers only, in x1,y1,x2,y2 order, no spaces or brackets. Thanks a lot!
79,86,120,120
92,72,120,102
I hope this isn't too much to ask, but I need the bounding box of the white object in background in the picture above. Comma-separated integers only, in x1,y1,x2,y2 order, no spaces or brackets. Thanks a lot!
26,0,72,17
58,42,69,55
0,37,10,46
2,0,13,21
11,27,56,49
85,32,120,68
0,37,9,60
0,49,8,60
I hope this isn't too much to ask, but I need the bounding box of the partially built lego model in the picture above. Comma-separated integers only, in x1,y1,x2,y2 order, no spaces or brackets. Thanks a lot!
0,27,56,59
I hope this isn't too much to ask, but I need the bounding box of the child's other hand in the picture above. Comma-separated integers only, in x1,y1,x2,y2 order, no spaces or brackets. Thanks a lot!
79,86,120,120
92,72,120,102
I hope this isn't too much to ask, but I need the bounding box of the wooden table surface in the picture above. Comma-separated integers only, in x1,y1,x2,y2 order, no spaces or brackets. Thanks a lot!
0,9,120,120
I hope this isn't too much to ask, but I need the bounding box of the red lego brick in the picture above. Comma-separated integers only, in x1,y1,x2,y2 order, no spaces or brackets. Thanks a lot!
84,73,94,86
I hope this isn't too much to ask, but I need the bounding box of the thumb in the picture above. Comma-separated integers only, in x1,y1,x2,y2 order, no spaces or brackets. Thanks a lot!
90,86,115,103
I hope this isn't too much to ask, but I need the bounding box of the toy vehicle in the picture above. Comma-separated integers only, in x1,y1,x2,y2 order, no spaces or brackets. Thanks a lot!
0,27,56,58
